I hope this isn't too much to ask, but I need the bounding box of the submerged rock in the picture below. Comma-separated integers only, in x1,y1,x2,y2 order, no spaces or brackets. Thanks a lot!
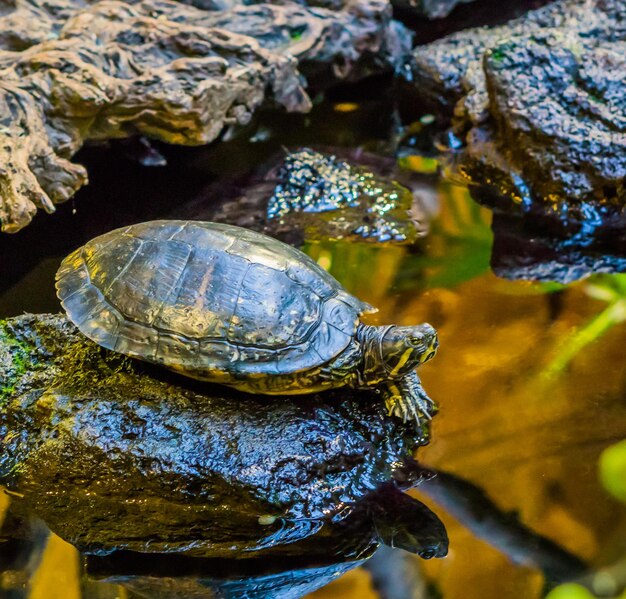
266,149,419,242
408,0,626,279
0,314,446,559
0,0,411,234
174,147,434,244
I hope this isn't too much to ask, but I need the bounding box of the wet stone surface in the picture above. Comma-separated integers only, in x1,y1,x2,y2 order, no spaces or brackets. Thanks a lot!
474,186,626,283
408,0,626,279
0,313,445,560
267,149,423,242
174,147,433,244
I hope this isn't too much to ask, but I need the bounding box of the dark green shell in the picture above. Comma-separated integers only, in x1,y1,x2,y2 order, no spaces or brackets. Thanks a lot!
56,221,373,378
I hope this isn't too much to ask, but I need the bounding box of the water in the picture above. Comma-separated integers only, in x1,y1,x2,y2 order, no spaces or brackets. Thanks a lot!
306,186,626,598
0,97,625,599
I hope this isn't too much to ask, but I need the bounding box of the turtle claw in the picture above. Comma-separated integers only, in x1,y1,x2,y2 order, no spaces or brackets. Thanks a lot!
415,393,435,420
389,395,425,426
383,372,437,426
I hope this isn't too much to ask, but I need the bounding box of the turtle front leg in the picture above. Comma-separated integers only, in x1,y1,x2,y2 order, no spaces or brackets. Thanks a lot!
382,371,437,425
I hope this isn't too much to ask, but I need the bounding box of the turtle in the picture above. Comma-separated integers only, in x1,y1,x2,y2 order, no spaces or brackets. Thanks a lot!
55,220,438,423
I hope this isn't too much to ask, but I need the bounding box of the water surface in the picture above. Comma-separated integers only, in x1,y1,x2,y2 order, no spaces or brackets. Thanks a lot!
0,99,625,599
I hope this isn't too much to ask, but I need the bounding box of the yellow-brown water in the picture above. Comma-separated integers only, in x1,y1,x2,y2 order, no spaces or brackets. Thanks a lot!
309,183,626,598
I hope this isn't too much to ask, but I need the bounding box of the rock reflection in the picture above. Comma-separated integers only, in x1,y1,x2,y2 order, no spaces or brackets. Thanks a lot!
81,483,447,599
418,469,587,584
0,464,595,598
84,550,368,599
474,186,626,284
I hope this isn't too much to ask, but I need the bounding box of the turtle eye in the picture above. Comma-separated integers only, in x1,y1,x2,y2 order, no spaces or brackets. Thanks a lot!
405,336,422,348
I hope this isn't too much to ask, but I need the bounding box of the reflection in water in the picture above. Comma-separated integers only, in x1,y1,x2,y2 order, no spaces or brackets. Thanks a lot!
85,551,366,599
0,489,363,599
0,464,592,598
544,275,626,377
418,469,586,584
302,183,626,598
0,484,446,599
303,179,493,303
470,186,626,284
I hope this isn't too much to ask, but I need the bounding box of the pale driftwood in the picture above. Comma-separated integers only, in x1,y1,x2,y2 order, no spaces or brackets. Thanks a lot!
0,0,410,233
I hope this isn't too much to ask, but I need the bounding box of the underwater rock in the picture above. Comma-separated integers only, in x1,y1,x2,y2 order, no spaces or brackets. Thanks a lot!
409,0,626,277
173,147,433,244
266,149,420,242
0,0,411,234
0,313,446,559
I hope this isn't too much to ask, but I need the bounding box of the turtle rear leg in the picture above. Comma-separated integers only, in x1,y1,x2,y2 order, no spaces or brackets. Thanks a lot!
382,371,437,425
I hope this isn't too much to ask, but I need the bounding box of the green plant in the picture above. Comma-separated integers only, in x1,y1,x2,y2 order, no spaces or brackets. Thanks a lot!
545,274,626,376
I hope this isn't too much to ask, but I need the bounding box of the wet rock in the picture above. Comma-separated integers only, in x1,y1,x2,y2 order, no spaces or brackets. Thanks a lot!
173,147,434,244
0,314,446,559
266,149,418,242
0,0,411,234
408,0,626,279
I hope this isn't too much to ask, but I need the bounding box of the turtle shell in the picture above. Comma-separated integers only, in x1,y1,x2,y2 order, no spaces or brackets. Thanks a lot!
56,221,374,378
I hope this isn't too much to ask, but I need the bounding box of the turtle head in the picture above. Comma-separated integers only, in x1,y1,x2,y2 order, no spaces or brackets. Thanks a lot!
371,485,449,559
379,324,438,377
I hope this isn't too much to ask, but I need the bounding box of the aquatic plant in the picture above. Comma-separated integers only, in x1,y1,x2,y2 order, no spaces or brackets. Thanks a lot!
545,275,626,376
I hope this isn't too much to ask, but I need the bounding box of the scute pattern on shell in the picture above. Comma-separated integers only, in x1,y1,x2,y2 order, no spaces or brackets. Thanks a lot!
56,221,373,377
